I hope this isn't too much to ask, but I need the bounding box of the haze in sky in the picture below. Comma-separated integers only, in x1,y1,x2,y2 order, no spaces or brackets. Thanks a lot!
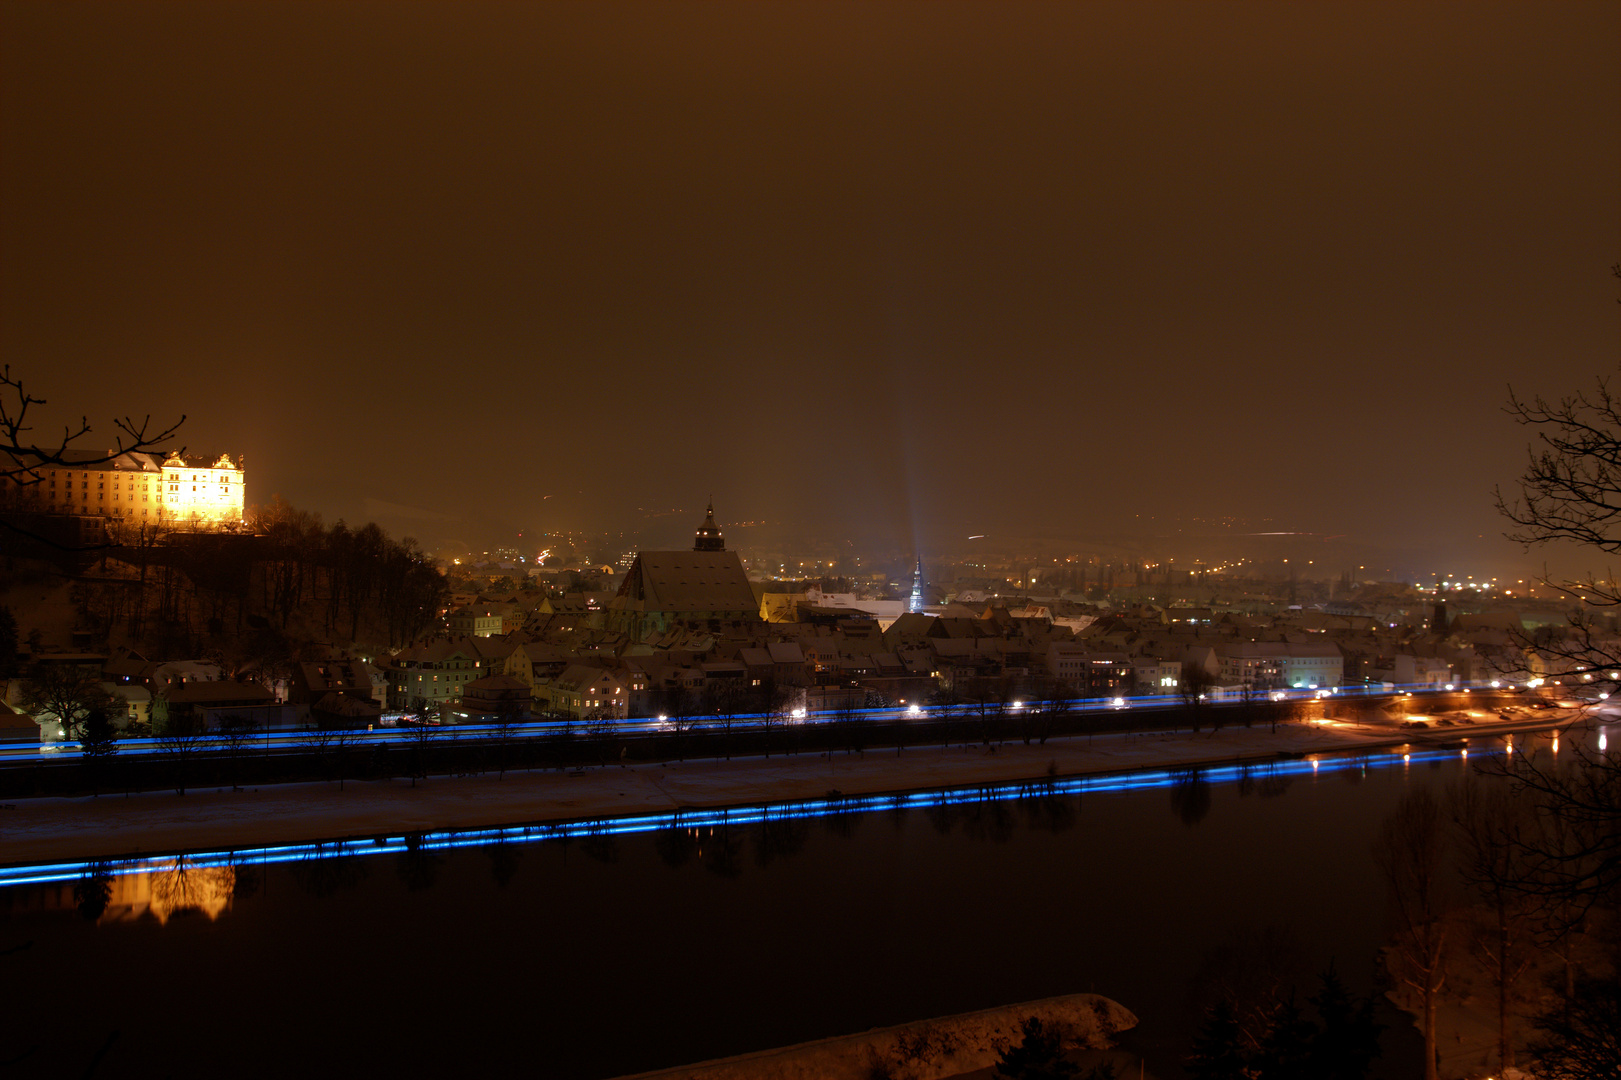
3,2,1616,569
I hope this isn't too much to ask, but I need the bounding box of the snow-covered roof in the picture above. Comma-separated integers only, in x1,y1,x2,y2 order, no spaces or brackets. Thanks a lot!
616,550,757,614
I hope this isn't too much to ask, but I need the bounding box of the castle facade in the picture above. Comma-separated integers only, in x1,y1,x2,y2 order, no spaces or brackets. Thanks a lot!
0,449,245,528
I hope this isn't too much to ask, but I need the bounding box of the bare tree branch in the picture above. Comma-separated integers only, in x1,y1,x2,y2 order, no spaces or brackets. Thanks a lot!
1489,305,1621,919
1,365,185,485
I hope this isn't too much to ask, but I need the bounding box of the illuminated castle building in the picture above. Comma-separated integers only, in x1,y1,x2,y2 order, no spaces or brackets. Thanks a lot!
0,448,245,528
157,451,245,526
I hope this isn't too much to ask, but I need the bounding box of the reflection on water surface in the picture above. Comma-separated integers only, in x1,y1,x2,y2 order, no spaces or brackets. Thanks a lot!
0,741,1534,1079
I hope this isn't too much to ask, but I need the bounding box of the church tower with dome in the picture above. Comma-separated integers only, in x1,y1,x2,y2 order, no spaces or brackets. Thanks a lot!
607,500,759,641
693,500,725,552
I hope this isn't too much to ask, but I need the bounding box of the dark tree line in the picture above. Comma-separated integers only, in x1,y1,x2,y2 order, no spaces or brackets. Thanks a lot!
1374,762,1620,1080
61,499,447,653
247,498,446,646
1187,964,1381,1080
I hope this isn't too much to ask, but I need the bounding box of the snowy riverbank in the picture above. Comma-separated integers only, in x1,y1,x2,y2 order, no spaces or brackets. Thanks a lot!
0,711,1572,866
615,992,1138,1080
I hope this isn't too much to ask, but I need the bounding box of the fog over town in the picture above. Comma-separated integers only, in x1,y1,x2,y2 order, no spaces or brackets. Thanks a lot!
4,2,1616,577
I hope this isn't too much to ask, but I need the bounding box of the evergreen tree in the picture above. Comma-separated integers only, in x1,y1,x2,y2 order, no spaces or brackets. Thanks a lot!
1308,963,1383,1080
1251,995,1314,1080
1190,967,1383,1080
1187,999,1249,1080
78,706,119,795
995,1017,1078,1080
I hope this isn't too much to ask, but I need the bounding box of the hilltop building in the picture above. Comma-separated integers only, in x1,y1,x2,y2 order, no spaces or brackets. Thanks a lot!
158,451,244,526
0,448,244,528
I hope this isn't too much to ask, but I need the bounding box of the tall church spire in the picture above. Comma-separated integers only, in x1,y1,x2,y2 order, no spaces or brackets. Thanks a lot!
909,556,926,613
693,499,725,552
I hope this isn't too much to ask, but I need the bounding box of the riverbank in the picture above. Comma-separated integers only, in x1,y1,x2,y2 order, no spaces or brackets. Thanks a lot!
615,992,1139,1080
1,710,1579,866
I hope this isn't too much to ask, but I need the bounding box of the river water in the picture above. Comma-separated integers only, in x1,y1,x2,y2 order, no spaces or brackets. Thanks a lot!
0,736,1558,1078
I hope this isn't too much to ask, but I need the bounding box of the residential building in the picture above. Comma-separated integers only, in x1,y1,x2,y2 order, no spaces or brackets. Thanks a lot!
291,659,382,708
1216,643,1288,691
454,674,533,724
1132,658,1181,694
541,665,630,721
385,639,500,709
1046,642,1134,695
447,605,507,637
1216,641,1344,690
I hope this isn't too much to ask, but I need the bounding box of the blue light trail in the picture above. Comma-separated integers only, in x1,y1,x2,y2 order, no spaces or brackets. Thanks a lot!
3,681,1521,763
0,744,1473,889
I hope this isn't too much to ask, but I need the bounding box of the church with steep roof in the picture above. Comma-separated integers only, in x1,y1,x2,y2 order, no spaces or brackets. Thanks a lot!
605,502,761,641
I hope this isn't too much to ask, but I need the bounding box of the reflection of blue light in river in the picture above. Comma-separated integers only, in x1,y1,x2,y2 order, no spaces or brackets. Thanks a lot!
0,746,1467,887
7,737,1564,1080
